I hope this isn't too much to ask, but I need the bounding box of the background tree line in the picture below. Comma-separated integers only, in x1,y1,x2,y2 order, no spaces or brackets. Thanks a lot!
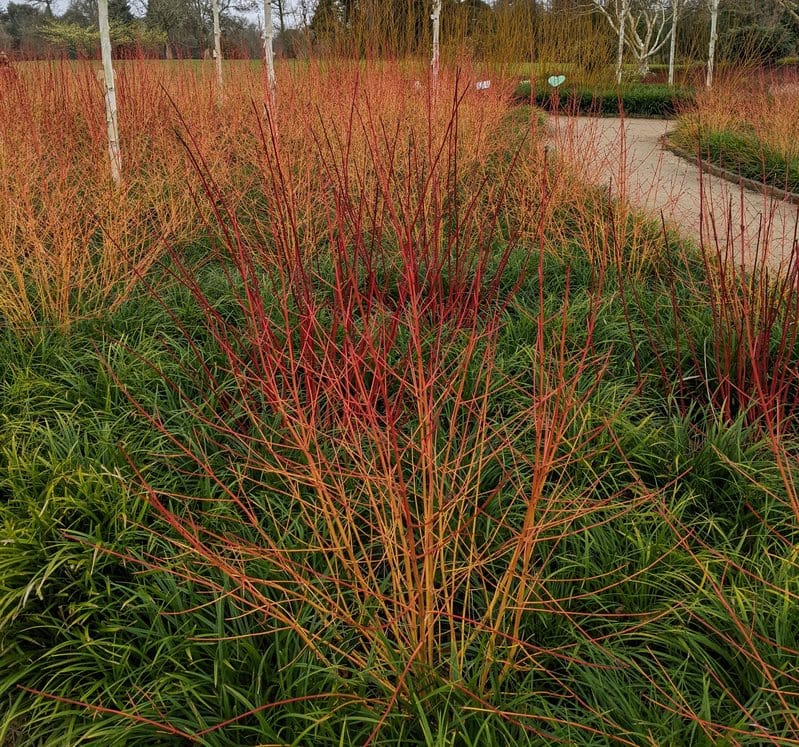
0,0,797,68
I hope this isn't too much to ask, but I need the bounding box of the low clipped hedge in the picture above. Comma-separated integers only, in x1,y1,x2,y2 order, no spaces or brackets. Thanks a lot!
514,81,695,118
647,62,705,72
671,127,799,195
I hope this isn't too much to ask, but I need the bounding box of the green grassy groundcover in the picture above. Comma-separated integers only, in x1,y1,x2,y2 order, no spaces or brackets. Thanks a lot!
1,112,798,745
3,240,799,745
670,125,799,195
515,81,695,117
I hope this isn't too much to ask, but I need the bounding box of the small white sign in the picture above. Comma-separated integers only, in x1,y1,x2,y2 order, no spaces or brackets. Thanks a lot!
475,80,491,90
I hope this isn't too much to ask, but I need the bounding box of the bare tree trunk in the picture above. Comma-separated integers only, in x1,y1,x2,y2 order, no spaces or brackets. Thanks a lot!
262,0,276,110
668,0,678,86
431,0,442,86
275,0,285,33
98,0,121,184
616,0,628,85
211,0,223,95
706,0,720,88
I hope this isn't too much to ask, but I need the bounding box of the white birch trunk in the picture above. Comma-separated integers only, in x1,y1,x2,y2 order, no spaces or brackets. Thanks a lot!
98,0,121,184
212,0,223,94
616,0,628,85
668,0,678,86
431,0,442,86
706,0,719,88
262,0,276,111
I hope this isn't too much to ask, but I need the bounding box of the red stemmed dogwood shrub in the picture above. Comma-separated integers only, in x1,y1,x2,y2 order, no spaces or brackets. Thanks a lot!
113,71,662,740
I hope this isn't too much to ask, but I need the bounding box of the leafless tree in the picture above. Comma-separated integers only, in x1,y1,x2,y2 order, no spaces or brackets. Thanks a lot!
273,0,285,33
668,0,682,85
263,0,276,110
431,0,441,85
706,0,720,87
97,0,121,183
212,0,223,95
25,0,55,17
592,0,676,80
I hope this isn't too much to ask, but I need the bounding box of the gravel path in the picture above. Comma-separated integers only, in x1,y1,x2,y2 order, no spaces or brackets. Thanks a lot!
547,115,799,269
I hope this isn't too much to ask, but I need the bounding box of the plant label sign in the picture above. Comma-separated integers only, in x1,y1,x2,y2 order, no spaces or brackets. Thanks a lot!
548,75,566,88
475,80,491,90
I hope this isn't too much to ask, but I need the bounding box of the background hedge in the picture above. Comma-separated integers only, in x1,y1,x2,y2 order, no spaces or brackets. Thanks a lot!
514,81,695,118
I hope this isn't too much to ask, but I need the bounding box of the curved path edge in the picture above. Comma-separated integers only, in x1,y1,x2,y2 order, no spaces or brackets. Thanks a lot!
547,114,799,268
660,135,799,207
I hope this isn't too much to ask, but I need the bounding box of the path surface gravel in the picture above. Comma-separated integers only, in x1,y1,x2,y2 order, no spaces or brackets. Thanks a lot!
547,115,799,269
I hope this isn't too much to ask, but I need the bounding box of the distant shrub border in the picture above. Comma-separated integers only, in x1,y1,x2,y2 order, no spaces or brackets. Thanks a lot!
514,81,695,118
667,127,799,200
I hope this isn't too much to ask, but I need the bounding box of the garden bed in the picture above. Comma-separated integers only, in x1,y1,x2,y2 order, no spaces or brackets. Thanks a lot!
2,63,799,746
669,125,799,197
514,80,695,117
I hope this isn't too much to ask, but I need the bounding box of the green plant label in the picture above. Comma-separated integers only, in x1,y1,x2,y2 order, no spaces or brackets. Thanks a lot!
548,75,566,88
